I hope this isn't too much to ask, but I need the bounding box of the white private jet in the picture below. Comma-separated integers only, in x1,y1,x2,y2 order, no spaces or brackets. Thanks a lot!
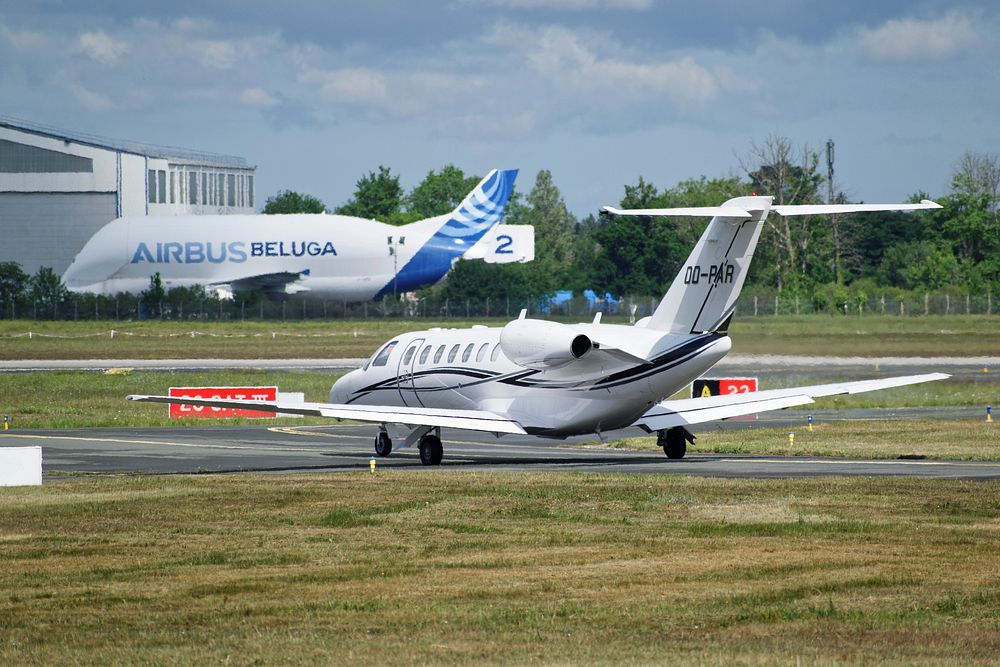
63,169,531,301
129,195,948,465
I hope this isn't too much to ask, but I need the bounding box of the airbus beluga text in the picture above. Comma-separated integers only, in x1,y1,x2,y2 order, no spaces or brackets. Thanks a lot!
63,169,531,301
130,195,948,465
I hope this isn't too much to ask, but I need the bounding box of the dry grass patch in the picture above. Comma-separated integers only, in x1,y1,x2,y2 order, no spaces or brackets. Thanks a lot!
1,473,999,665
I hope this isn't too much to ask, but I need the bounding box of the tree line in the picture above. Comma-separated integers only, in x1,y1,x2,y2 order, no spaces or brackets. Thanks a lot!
2,136,997,319
267,136,999,310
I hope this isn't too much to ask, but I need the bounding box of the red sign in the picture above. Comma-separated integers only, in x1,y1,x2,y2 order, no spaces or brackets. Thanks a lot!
691,377,759,398
167,386,278,419
719,377,758,395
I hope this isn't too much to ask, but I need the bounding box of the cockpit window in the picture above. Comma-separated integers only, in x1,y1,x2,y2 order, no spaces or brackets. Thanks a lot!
371,340,398,367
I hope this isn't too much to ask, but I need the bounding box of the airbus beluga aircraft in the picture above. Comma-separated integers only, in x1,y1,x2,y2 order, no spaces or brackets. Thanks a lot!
129,195,947,465
63,169,530,301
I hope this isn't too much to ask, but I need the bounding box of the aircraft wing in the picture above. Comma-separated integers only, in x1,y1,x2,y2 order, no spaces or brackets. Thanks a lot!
126,394,527,435
215,270,310,295
633,373,949,432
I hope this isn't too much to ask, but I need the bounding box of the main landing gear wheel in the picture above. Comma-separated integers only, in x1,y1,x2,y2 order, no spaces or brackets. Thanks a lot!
418,434,443,466
658,427,689,459
374,431,393,457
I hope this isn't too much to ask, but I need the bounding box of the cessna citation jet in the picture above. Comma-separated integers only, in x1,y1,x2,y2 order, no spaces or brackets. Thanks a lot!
63,169,530,301
129,195,948,465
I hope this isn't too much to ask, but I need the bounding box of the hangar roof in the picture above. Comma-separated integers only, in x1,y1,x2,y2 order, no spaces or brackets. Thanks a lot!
0,115,250,169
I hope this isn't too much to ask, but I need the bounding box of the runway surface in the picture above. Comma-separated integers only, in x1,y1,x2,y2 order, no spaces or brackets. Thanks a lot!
3,406,997,480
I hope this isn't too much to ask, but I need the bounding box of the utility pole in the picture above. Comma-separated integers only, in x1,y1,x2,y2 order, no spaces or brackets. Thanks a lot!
387,234,405,299
826,139,842,284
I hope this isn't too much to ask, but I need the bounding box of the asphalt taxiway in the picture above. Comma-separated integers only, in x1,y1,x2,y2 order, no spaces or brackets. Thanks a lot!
3,406,997,480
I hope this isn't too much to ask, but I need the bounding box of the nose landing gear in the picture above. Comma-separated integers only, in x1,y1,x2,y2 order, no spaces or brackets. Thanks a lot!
374,429,393,457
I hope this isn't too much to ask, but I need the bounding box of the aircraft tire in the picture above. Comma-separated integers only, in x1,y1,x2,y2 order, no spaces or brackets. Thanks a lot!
659,428,687,459
375,431,393,457
419,434,443,466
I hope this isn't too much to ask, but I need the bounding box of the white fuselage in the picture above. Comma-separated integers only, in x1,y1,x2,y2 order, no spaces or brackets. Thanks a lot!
329,323,732,436
61,214,447,301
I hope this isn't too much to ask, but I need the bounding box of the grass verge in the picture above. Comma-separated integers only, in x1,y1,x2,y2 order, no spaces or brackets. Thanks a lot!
599,419,1000,461
1,315,998,359
1,473,998,665
0,370,340,429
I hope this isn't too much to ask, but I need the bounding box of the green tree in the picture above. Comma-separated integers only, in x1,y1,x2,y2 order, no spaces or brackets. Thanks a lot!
520,169,576,294
335,165,404,222
740,135,825,292
263,190,326,214
30,266,68,319
140,272,166,318
407,165,480,218
0,261,29,307
877,241,959,290
586,175,748,297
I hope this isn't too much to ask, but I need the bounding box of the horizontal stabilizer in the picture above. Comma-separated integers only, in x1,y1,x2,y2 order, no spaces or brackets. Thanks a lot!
602,205,752,218
127,394,526,434
634,372,949,432
772,200,942,216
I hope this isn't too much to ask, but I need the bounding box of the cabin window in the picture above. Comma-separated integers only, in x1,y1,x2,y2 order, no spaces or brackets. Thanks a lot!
461,343,475,363
402,346,416,365
433,345,445,363
476,343,489,362
419,346,432,365
371,340,398,367
491,344,504,362
447,344,460,363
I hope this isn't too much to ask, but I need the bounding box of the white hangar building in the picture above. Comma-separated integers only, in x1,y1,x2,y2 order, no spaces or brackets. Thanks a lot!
0,117,256,275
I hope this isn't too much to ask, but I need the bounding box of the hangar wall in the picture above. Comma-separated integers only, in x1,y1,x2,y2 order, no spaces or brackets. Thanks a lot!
0,118,255,277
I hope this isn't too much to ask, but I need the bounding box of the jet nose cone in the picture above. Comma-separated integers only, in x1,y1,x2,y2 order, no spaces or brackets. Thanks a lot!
329,373,354,404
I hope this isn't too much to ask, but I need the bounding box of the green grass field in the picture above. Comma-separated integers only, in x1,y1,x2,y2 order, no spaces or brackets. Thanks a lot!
1,315,998,359
0,369,991,432
2,473,999,665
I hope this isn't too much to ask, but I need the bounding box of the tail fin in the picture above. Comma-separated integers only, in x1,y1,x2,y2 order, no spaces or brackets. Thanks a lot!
436,169,518,243
647,195,771,333
374,168,518,298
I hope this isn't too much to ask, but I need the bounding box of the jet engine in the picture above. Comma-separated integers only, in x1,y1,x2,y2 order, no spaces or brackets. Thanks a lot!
499,318,592,369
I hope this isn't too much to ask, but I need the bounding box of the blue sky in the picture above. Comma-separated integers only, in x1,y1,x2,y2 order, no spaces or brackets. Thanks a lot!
2,1,997,215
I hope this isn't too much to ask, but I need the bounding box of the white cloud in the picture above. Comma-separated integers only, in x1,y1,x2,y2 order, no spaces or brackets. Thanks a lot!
488,23,724,108
856,13,979,63
77,30,128,65
192,39,238,69
0,26,47,52
461,0,652,9
301,67,390,106
70,84,113,112
172,17,214,33
240,87,279,108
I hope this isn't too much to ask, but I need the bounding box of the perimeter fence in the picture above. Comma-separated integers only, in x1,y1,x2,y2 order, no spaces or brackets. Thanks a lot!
0,288,994,323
